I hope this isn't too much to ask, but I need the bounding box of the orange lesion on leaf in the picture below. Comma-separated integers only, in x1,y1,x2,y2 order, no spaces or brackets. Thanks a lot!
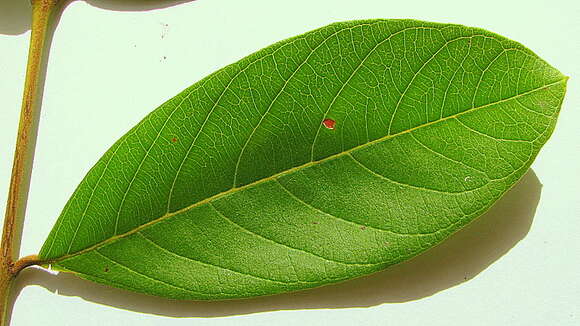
322,118,336,130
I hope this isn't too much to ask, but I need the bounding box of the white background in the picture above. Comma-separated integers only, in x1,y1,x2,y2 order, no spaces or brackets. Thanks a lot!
1,0,579,325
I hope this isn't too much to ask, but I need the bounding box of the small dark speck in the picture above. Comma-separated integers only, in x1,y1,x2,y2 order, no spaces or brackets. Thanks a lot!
163,56,167,60
360,226,366,230
312,221,319,225
104,267,109,272
171,137,178,143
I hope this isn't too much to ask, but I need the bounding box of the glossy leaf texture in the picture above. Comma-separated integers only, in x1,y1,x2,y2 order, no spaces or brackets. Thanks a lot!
39,19,567,300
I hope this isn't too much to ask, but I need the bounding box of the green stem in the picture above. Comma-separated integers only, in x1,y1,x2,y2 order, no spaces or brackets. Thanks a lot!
0,1,59,325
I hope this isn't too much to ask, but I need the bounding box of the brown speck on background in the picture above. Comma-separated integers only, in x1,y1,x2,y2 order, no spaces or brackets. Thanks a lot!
171,137,178,143
161,22,169,39
104,267,109,272
360,226,366,230
312,221,319,225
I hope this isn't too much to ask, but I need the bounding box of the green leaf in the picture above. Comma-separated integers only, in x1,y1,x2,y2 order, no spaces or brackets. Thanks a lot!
39,19,567,300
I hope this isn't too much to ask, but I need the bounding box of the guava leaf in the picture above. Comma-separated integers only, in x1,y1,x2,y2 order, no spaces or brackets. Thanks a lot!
39,19,567,299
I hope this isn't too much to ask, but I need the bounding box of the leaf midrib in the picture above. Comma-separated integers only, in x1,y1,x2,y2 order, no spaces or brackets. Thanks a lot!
41,77,566,266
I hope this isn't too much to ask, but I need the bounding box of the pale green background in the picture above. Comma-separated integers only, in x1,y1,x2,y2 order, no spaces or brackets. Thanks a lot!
1,0,579,325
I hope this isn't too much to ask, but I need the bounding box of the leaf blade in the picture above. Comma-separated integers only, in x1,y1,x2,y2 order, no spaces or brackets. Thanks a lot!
40,19,567,299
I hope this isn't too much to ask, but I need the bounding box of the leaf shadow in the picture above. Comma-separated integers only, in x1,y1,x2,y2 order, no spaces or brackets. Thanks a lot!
85,0,195,12
0,0,32,35
11,169,542,318
0,0,194,35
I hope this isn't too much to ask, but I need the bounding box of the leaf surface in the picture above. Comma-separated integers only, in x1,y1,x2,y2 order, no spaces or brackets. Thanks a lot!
39,19,567,299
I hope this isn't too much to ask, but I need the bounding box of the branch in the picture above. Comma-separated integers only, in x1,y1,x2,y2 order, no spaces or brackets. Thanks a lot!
0,1,61,325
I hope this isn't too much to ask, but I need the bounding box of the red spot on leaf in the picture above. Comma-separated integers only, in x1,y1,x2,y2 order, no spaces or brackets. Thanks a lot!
322,118,336,130
171,137,178,143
